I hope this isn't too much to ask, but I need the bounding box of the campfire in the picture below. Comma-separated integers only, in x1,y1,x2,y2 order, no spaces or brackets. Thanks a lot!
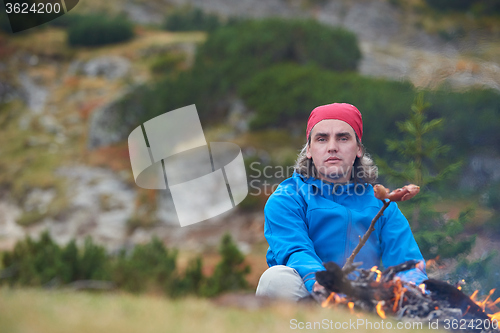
312,184,500,332
314,260,500,332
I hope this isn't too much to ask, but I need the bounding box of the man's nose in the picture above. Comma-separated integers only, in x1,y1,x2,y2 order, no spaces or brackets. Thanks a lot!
327,140,338,152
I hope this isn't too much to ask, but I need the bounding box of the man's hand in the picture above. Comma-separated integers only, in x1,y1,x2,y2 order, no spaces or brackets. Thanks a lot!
313,281,326,293
311,281,329,304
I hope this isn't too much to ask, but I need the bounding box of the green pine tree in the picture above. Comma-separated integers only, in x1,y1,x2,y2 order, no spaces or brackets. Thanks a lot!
79,237,111,281
60,240,79,283
201,233,250,297
379,93,474,259
169,256,205,298
112,237,177,293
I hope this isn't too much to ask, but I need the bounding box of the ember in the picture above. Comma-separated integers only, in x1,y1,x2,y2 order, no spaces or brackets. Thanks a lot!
313,260,500,333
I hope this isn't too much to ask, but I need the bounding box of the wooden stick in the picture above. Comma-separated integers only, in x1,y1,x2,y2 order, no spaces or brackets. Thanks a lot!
342,200,390,272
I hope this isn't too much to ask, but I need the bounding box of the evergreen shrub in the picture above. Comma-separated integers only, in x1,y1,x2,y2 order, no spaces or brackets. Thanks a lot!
67,14,134,47
196,17,361,77
1,232,111,286
238,63,416,153
424,0,474,11
113,18,361,129
112,237,178,293
201,233,250,297
164,7,223,32
1,232,251,298
424,0,500,13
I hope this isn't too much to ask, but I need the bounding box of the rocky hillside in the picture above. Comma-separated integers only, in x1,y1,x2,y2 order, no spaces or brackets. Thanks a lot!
120,0,500,91
0,0,499,268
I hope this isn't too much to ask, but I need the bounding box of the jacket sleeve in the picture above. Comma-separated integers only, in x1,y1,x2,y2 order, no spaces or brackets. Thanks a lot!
264,189,325,293
378,202,428,285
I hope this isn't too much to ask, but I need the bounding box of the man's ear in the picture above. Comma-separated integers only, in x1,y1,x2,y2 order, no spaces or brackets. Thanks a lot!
306,143,312,159
356,144,363,158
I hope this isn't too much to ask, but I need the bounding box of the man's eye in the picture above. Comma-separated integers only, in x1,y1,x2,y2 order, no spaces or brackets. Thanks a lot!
318,138,325,142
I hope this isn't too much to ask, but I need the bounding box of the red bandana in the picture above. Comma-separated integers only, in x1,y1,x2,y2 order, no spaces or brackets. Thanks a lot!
306,103,363,142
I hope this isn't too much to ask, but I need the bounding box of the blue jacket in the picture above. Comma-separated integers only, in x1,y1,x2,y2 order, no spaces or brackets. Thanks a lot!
264,172,427,293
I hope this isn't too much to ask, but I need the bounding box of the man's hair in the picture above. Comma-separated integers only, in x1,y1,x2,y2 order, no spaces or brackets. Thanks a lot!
293,134,378,184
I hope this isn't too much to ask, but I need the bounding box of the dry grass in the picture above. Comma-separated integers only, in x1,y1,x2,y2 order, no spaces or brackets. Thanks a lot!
74,0,174,16
0,103,66,198
61,27,205,62
473,43,500,63
0,288,443,333
86,143,132,172
6,28,74,59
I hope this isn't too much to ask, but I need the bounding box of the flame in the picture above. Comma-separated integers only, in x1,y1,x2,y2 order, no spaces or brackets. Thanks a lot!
376,301,386,319
321,292,362,316
463,305,470,316
320,271,500,322
348,302,355,314
468,289,500,321
470,290,479,302
322,292,336,308
491,297,500,307
321,292,346,308
481,290,500,322
426,255,440,269
473,289,496,312
391,278,407,313
370,266,382,283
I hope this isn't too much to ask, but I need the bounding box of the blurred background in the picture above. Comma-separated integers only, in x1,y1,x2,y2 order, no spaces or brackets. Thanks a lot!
0,0,500,330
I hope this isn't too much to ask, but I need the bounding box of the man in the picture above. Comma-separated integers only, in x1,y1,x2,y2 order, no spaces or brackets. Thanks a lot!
255,103,427,301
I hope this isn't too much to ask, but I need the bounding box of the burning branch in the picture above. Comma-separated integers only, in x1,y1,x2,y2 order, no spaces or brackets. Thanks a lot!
342,184,420,274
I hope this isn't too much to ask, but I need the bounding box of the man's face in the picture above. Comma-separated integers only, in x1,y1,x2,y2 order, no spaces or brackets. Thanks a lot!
306,119,362,183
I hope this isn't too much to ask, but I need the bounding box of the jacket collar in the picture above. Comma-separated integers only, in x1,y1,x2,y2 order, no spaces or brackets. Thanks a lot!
294,171,355,188
293,172,369,197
